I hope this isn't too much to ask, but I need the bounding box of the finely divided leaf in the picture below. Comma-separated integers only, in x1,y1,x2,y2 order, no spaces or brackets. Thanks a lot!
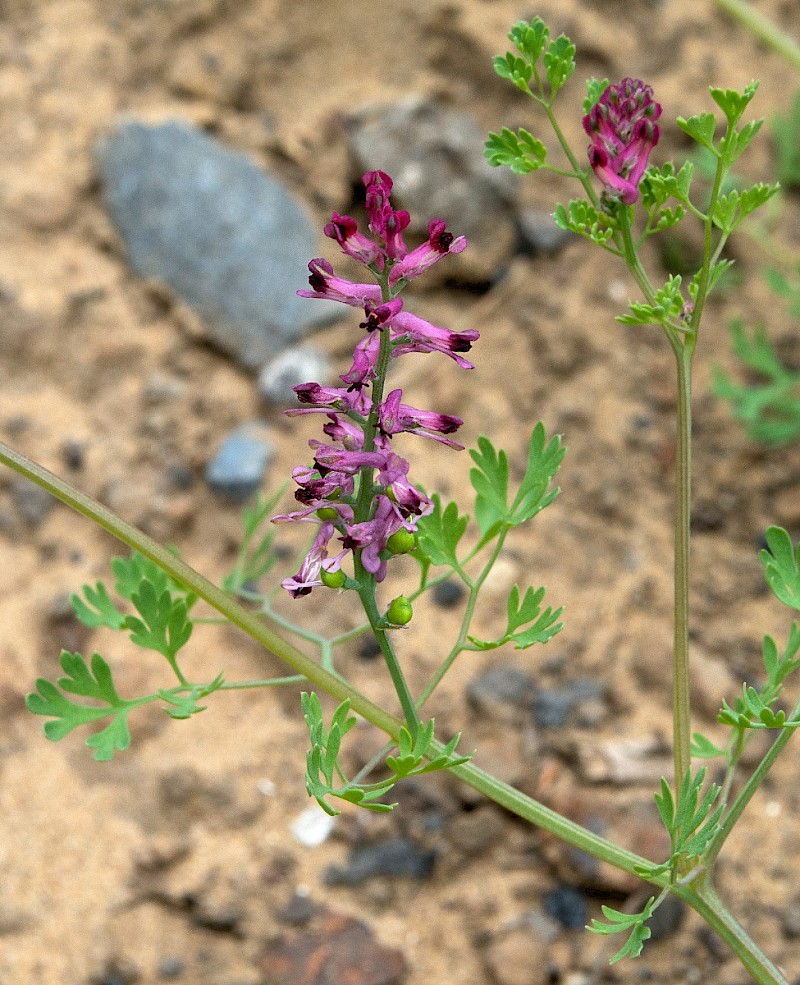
760,526,800,610
415,495,468,567
71,581,127,630
509,423,565,526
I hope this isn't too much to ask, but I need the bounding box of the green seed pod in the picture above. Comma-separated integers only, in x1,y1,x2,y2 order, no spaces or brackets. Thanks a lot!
316,507,339,521
320,567,346,589
386,596,413,626
386,528,417,555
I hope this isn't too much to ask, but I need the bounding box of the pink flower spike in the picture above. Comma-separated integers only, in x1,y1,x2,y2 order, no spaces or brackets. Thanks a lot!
389,219,467,286
298,258,382,306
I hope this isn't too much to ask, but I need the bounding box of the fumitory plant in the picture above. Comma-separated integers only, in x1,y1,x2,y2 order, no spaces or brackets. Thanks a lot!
3,14,799,985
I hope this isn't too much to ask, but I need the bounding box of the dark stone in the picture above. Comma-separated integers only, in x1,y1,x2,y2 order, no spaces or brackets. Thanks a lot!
61,439,85,471
466,665,537,723
357,636,382,662
278,891,318,927
543,885,587,929
96,120,340,368
324,837,436,885
532,679,608,729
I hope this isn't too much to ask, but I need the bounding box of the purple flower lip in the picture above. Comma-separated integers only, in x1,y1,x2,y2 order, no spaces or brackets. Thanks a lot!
583,78,662,204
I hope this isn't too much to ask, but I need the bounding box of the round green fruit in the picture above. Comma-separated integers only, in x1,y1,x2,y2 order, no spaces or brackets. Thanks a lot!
386,528,417,555
386,596,413,626
320,567,346,589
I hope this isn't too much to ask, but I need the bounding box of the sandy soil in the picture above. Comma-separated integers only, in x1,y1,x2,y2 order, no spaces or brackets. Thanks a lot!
1,1,800,983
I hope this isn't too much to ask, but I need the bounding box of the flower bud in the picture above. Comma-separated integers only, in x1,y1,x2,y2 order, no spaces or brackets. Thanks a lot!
386,596,413,625
386,528,417,555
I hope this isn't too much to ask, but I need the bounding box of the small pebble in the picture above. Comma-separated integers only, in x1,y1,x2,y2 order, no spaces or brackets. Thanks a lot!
205,423,274,503
357,637,382,661
157,956,185,979
544,885,587,929
432,579,466,609
61,439,85,471
12,477,55,527
291,805,336,847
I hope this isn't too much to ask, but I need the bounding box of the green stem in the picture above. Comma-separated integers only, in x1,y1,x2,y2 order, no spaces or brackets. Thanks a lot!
706,694,800,868
672,344,694,789
0,439,658,879
682,883,789,985
714,0,800,74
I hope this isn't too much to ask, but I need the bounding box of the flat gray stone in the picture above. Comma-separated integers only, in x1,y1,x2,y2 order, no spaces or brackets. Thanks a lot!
96,120,340,368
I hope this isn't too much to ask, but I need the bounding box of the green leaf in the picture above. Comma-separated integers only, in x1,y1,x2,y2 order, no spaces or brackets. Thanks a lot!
553,199,615,246
469,583,563,652
159,674,224,720
588,897,656,964
223,488,284,593
710,81,759,126
543,35,575,95
485,127,547,174
25,650,136,761
583,77,609,115
415,495,468,567
508,17,549,61
124,580,193,661
676,112,718,152
722,118,764,163
492,53,532,92
617,275,685,327
469,435,510,536
70,581,127,630
690,732,727,759
509,423,565,526
641,161,694,208
760,526,800,610
713,320,800,444
113,551,190,605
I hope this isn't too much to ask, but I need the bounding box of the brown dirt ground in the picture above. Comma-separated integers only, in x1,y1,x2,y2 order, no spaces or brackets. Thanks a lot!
1,1,800,983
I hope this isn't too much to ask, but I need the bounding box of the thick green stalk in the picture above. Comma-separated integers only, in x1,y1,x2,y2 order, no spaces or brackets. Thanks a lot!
714,0,800,73
672,345,694,788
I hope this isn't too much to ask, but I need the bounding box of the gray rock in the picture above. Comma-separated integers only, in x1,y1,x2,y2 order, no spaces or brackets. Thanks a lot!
324,837,436,885
258,345,330,406
518,207,575,255
96,120,340,368
205,423,274,503
345,96,518,283
12,477,55,527
466,664,537,725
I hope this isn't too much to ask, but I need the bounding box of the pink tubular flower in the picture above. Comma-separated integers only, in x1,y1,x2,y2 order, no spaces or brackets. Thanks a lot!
582,78,662,205
324,213,382,267
281,522,335,597
389,310,479,369
298,258,383,306
379,389,464,448
389,219,468,286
